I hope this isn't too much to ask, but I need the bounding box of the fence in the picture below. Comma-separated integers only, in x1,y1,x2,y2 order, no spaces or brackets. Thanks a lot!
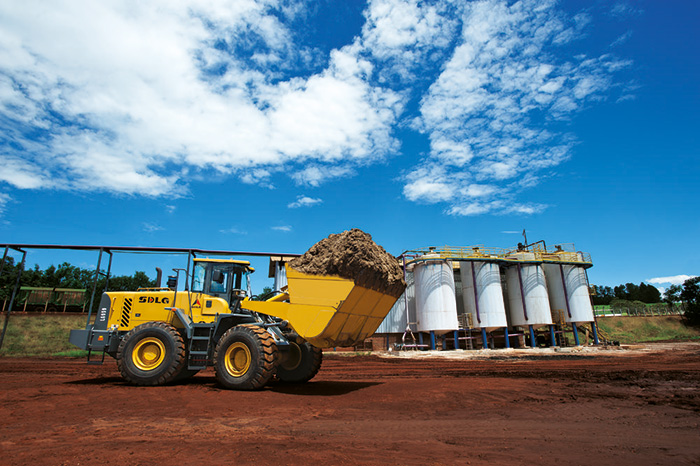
594,303,685,318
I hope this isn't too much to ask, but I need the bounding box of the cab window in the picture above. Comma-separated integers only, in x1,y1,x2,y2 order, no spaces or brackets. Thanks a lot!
192,263,206,292
209,264,231,294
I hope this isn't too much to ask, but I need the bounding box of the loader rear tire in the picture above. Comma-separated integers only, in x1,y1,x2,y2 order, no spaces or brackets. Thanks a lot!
214,325,277,390
276,341,322,383
117,322,186,386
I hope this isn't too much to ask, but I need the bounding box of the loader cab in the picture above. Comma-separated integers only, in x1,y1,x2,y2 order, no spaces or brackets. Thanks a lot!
191,258,254,309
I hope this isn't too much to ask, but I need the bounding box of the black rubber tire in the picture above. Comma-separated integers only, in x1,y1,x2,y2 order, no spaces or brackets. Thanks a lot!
116,321,186,386
276,341,322,383
214,325,277,390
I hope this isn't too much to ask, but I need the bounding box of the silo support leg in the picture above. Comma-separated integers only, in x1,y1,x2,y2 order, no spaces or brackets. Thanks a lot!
529,325,536,348
430,331,436,350
453,330,460,350
592,322,600,345
572,323,580,346
418,332,424,349
481,328,488,350
503,328,510,348
549,325,557,347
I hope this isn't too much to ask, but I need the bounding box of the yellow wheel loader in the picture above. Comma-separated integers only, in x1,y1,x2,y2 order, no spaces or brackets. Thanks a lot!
69,257,403,390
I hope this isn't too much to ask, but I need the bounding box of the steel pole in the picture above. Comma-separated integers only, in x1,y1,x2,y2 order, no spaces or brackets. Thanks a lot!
0,250,26,350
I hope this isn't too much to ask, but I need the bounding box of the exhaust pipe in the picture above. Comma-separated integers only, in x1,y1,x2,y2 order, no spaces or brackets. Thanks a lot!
155,267,162,288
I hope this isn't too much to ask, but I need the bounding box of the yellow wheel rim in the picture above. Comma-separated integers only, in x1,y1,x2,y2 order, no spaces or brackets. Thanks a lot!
225,342,251,377
280,342,301,371
132,337,166,371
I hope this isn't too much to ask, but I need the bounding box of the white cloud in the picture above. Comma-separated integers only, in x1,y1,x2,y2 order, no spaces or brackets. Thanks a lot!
219,227,247,235
0,0,631,217
143,223,163,232
611,30,633,47
272,225,292,232
287,195,323,208
291,165,355,187
609,3,643,18
402,0,628,215
0,0,401,197
647,275,697,286
0,192,10,215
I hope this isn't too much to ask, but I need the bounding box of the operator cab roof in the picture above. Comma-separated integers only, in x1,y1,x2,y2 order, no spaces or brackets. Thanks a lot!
193,257,254,272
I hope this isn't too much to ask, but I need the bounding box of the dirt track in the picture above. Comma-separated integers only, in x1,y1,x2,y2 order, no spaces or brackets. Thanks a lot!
1,343,699,465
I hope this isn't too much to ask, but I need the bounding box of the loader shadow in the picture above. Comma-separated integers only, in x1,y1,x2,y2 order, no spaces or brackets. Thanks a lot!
67,376,126,385
67,377,381,396
267,380,382,396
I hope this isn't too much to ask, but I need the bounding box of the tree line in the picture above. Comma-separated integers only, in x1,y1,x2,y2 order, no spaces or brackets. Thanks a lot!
591,282,661,305
0,257,156,311
594,277,700,326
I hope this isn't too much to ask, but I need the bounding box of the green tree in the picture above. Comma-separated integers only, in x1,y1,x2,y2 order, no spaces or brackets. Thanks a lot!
663,284,682,304
680,277,700,326
638,283,661,303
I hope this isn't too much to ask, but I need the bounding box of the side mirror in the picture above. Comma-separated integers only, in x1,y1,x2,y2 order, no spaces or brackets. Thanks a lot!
167,275,178,290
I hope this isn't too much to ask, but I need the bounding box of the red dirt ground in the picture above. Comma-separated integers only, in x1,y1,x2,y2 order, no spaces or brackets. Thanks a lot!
1,343,699,466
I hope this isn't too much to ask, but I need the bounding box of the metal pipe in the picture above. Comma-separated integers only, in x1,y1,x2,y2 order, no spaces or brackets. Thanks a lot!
559,264,573,319
516,264,529,321
529,325,536,348
0,249,26,350
481,328,488,349
103,250,113,292
0,243,301,258
429,330,436,350
453,330,459,350
0,247,8,279
470,261,481,324
503,327,510,348
86,248,103,326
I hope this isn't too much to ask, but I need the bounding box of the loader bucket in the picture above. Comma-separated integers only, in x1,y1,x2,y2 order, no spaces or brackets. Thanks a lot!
242,266,404,348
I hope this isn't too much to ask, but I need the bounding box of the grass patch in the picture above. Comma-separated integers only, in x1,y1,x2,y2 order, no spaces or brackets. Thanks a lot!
596,315,700,344
0,314,90,357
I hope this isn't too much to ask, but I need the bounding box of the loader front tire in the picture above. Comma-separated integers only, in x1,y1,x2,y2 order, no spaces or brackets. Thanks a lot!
117,322,186,386
214,325,277,390
276,341,322,383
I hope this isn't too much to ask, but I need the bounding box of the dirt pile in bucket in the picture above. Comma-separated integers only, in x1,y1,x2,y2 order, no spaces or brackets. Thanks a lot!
289,229,406,297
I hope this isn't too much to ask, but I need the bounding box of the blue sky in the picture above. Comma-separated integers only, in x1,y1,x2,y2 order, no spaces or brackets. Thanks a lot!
0,0,698,293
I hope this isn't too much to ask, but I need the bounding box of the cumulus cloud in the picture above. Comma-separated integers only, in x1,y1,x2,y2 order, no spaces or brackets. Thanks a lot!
0,0,631,216
287,195,323,208
647,275,697,286
0,0,401,197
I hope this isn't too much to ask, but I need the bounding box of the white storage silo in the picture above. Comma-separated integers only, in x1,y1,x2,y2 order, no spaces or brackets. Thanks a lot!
505,256,552,328
459,261,507,331
273,261,287,291
376,270,416,334
414,256,459,334
543,263,594,323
